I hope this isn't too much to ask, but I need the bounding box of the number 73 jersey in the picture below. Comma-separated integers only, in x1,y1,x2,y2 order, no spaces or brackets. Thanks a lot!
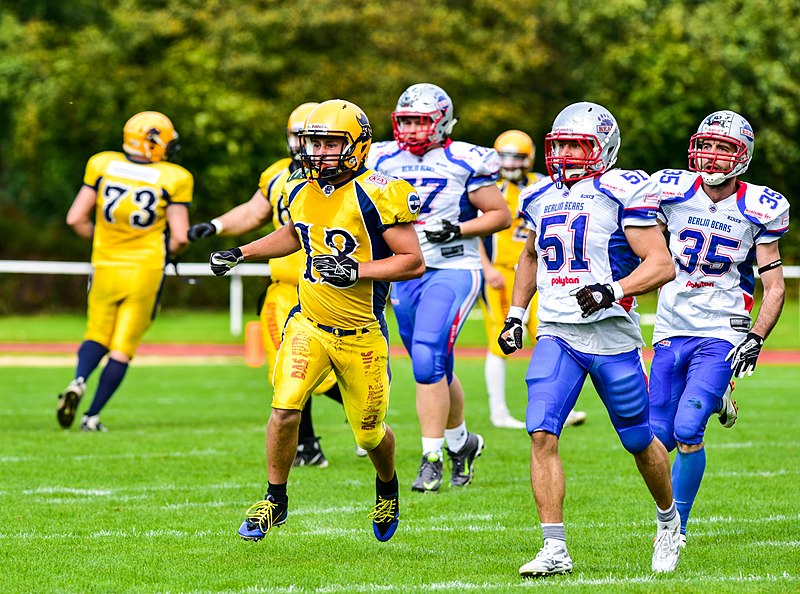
653,169,789,344
84,151,193,269
519,169,661,324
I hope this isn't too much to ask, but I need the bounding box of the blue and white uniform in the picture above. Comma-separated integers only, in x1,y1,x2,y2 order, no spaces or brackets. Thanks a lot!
518,169,661,449
367,139,499,383
650,170,789,448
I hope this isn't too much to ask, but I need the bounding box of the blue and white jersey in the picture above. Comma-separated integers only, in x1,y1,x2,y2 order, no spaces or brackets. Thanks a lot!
519,169,661,353
368,140,500,269
652,169,790,344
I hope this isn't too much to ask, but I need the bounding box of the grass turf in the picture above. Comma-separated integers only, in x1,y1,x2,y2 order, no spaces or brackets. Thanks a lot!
1,359,798,593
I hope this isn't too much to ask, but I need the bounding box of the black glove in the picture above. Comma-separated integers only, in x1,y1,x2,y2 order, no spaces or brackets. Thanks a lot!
188,221,218,242
725,332,764,378
312,253,359,288
498,317,523,355
424,219,462,243
571,283,615,318
210,247,243,276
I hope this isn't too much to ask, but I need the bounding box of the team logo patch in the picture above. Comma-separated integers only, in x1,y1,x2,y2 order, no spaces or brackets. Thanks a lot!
322,184,335,196
366,173,390,186
407,192,421,214
596,114,614,134
709,204,717,212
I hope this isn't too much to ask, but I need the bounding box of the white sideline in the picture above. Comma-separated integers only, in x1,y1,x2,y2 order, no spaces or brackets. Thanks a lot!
0,259,270,336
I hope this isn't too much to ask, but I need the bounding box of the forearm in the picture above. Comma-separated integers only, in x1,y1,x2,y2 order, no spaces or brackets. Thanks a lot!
618,253,675,296
752,280,785,340
510,250,538,309
459,208,512,238
238,226,300,261
216,202,270,236
69,221,94,241
358,253,424,282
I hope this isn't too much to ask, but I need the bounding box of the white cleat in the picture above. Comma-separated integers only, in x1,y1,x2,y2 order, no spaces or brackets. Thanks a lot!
717,381,738,428
519,543,573,578
564,410,587,427
679,533,686,549
355,444,368,458
80,414,108,433
652,517,681,573
491,412,526,429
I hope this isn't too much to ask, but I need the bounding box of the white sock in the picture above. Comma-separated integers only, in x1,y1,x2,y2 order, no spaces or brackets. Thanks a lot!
485,352,508,417
421,437,444,457
444,421,468,453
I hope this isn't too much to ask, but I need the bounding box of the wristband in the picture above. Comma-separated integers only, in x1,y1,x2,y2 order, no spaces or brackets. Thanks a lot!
757,259,782,275
610,281,624,300
211,218,224,234
507,306,527,320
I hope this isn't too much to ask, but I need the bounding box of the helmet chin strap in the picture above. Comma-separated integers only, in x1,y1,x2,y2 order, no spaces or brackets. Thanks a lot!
700,171,728,186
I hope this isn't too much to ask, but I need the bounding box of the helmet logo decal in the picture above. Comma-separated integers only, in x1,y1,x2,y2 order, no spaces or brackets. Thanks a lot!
740,125,754,140
596,115,614,134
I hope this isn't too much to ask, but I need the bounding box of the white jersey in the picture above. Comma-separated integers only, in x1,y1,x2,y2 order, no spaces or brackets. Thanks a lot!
367,140,499,269
519,169,661,353
652,169,790,344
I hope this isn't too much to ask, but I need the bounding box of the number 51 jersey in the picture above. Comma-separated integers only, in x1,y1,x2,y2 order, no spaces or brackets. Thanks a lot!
653,169,790,344
518,169,661,326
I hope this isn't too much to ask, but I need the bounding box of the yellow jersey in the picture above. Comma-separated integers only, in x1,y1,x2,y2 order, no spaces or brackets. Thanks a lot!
257,157,305,284
283,168,419,328
484,172,544,268
84,151,193,269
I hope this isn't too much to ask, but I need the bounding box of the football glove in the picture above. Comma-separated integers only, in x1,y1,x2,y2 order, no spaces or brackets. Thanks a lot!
725,332,764,378
424,219,462,243
571,283,615,318
210,247,244,276
312,253,359,288
497,317,524,355
188,221,218,242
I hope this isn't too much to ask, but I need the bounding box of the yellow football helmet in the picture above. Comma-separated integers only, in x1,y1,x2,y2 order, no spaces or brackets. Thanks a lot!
299,99,372,182
122,111,179,163
286,102,320,160
494,130,535,182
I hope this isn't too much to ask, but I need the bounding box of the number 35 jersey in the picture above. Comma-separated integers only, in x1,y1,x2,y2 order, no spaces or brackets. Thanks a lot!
652,169,790,344
84,151,194,270
283,167,420,328
368,140,500,270
519,169,661,327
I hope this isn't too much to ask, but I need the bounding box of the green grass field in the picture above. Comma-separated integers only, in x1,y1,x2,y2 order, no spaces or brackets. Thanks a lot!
1,351,799,592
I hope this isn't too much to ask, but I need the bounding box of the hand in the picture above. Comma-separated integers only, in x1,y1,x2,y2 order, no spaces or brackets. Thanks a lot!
497,317,523,355
312,253,359,288
424,219,462,243
725,332,764,378
570,283,615,318
209,247,243,276
188,221,218,242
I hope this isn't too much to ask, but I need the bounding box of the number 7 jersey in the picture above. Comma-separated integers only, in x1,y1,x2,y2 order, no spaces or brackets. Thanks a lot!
652,169,790,344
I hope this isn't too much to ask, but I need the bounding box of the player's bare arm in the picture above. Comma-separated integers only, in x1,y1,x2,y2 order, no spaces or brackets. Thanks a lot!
478,240,505,290
166,203,190,256
459,184,512,237
620,225,676,296
359,222,424,282
66,185,97,241
214,189,273,236
510,231,539,309
751,241,786,340
240,223,301,260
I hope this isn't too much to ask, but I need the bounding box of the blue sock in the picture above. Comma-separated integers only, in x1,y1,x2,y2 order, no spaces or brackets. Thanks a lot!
85,358,128,416
75,340,109,381
672,447,707,536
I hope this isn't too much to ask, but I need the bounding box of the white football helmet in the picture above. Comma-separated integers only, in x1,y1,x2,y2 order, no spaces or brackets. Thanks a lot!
392,83,457,155
688,110,754,185
544,101,620,184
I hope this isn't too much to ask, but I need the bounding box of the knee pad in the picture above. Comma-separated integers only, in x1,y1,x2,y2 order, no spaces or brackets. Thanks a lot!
410,342,445,384
617,422,653,454
673,414,705,447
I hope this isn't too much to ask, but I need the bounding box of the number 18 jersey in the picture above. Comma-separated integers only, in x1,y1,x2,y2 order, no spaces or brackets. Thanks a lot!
652,169,790,344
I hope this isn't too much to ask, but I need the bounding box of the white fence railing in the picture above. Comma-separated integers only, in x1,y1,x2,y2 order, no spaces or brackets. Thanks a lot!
1,260,798,336
0,260,270,336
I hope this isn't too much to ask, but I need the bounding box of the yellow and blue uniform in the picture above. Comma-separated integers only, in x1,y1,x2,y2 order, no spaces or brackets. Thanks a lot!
480,172,543,356
271,167,418,449
84,151,193,357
